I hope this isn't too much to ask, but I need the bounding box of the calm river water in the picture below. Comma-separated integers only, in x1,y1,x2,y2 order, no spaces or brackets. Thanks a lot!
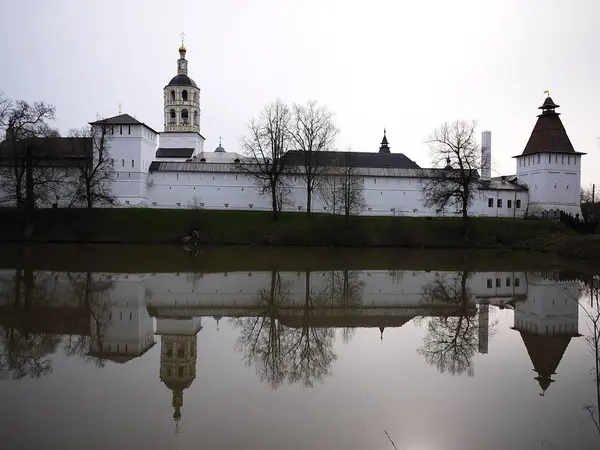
0,245,598,450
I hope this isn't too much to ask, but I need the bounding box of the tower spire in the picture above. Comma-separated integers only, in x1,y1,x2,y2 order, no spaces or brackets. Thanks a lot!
379,129,390,153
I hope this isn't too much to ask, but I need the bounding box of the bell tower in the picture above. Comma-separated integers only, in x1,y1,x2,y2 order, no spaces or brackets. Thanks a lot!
163,34,201,134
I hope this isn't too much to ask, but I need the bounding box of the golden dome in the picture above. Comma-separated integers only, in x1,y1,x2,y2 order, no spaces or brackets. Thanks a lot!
179,44,186,53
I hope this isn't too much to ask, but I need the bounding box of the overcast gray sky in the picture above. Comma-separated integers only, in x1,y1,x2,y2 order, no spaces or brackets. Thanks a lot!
0,0,598,184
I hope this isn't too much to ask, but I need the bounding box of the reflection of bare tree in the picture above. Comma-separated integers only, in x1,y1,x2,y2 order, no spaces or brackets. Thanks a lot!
418,272,488,377
323,270,365,344
0,269,115,378
234,271,341,388
0,327,60,379
233,271,291,388
65,272,114,367
284,271,337,387
580,275,600,438
0,268,62,379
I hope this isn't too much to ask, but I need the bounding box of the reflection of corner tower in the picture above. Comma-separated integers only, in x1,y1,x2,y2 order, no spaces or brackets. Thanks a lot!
512,272,580,395
157,317,202,429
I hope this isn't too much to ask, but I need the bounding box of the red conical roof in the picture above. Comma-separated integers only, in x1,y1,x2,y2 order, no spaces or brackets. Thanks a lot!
521,96,577,156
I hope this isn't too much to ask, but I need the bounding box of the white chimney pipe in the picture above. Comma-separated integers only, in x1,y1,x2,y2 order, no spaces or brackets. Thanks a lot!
481,131,491,182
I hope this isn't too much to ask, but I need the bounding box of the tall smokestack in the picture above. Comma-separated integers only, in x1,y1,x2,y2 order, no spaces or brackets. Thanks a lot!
481,131,491,182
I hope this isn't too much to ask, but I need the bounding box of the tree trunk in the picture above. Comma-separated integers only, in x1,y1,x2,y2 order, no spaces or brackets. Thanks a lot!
306,186,312,215
24,146,34,238
86,184,92,208
271,185,278,221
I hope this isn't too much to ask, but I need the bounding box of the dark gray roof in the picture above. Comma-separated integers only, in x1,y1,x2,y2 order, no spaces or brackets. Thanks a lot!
0,137,92,167
155,147,195,158
90,114,159,134
283,150,421,169
167,74,197,87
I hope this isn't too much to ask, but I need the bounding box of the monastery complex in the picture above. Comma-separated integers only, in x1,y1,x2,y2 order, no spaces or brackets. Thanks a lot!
1,42,586,217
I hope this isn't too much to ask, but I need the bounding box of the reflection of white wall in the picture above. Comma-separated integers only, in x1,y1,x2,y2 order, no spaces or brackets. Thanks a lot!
513,272,579,336
91,275,155,356
140,271,528,310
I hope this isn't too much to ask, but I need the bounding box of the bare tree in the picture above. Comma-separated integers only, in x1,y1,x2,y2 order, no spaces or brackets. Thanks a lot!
290,101,338,214
0,91,11,134
238,99,294,220
581,184,599,223
0,98,57,211
420,120,482,223
67,122,116,208
581,184,596,205
318,151,366,222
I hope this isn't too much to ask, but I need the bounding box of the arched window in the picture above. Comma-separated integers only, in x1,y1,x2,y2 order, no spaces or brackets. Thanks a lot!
182,90,188,101
193,92,197,103
170,90,175,101
194,110,199,126
169,109,176,124
181,109,188,125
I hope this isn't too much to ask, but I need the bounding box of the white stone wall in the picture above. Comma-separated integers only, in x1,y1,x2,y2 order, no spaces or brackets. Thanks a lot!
516,152,582,216
143,168,529,217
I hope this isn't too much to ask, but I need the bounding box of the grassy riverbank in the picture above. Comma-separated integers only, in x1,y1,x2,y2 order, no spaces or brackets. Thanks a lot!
0,208,599,261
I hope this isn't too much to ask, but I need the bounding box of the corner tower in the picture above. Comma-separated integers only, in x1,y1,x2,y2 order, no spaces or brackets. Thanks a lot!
163,38,201,133
515,95,585,217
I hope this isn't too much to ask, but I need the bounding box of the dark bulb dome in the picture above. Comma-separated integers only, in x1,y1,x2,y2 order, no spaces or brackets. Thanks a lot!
167,74,197,87
215,145,226,153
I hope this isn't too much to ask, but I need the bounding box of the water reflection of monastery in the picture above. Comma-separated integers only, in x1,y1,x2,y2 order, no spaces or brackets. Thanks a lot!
0,269,580,420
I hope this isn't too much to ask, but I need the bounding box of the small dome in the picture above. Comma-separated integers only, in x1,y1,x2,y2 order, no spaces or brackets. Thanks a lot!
215,145,226,153
167,74,197,87
179,44,187,53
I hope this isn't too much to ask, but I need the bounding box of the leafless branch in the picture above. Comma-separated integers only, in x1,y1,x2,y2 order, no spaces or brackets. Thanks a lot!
237,99,295,220
290,101,338,214
419,120,483,223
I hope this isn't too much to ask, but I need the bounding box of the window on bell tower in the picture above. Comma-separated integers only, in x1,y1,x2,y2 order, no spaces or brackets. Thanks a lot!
170,90,175,102
181,109,189,125
194,111,199,126
169,109,176,124
193,92,197,103
182,90,188,101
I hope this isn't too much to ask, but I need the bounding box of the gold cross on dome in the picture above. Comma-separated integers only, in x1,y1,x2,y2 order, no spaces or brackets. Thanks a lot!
180,32,186,45
219,136,223,145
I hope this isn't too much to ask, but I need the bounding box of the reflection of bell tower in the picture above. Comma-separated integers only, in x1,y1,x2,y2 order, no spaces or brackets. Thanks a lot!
157,317,202,431
512,271,580,395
